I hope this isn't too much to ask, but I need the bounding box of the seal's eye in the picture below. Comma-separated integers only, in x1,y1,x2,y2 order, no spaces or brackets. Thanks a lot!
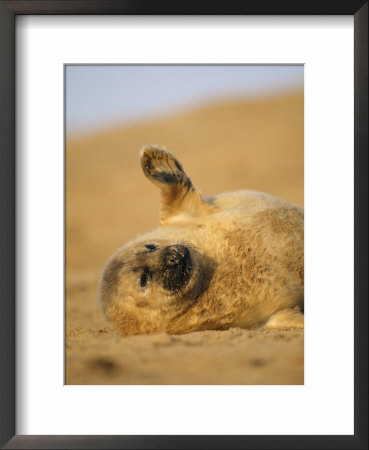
145,244,157,251
140,273,149,287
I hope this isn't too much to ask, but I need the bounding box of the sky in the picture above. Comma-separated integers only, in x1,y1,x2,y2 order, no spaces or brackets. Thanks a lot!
66,65,303,135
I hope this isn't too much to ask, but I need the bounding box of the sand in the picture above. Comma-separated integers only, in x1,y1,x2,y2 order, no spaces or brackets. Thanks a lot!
66,89,304,385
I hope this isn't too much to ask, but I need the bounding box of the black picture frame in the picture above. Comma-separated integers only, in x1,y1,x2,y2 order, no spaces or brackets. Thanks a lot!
0,1,367,449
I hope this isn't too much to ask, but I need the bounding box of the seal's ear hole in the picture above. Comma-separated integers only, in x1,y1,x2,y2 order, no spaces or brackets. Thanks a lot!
145,244,157,251
140,273,149,287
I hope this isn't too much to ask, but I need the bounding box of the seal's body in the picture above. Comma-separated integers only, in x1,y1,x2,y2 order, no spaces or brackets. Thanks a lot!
99,147,304,336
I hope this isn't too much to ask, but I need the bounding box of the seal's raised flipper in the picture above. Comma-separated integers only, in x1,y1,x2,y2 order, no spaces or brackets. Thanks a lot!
140,146,214,225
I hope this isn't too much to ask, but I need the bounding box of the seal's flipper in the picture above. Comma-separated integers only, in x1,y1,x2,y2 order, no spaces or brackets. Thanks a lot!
141,146,192,191
264,308,304,329
140,146,214,225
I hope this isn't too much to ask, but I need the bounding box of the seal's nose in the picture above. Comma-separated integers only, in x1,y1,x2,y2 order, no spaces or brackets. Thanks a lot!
163,245,190,267
162,245,192,292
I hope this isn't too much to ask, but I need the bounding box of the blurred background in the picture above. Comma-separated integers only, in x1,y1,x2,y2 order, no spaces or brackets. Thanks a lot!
65,65,304,384
66,65,303,135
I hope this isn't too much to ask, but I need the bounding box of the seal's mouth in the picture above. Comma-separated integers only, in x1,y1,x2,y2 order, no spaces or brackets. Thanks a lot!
161,245,193,292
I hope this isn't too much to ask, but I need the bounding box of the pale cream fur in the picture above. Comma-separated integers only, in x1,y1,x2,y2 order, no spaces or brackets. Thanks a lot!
99,146,304,336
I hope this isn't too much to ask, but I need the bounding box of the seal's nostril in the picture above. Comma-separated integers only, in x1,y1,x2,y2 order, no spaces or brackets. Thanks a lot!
166,255,179,266
163,246,186,268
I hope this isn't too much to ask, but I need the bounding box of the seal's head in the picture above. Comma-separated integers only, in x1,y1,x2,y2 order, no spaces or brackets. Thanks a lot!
99,238,207,335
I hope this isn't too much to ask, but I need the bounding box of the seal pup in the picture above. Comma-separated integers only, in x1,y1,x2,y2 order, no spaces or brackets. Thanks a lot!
99,146,304,336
